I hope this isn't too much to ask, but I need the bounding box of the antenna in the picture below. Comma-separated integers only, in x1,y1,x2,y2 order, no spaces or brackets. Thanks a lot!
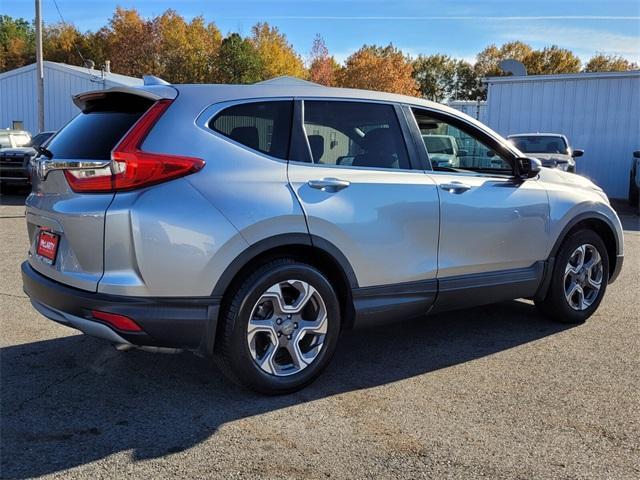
499,59,527,76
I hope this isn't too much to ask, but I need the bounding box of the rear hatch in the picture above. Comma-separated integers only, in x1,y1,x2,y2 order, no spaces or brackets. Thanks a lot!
25,88,177,292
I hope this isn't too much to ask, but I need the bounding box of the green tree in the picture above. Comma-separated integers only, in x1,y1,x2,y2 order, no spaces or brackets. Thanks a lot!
0,15,34,71
338,44,418,95
451,60,481,100
413,54,456,102
584,54,638,72
216,33,263,84
474,41,533,79
413,55,480,102
79,29,110,69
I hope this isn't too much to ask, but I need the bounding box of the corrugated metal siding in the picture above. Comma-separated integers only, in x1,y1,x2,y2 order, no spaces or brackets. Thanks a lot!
0,67,37,133
1,62,140,136
448,101,488,124
485,73,640,198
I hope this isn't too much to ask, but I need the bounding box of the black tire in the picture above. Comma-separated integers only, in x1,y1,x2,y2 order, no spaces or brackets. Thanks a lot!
214,257,341,395
535,229,609,324
629,165,639,206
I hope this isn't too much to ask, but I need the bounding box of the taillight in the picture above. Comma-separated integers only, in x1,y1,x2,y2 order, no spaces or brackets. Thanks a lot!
92,310,143,332
65,99,205,192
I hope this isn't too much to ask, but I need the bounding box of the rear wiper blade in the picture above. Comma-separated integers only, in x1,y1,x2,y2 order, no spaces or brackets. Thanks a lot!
36,146,53,159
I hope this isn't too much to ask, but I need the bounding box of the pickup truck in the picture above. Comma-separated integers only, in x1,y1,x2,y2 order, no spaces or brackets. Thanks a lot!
0,131,55,189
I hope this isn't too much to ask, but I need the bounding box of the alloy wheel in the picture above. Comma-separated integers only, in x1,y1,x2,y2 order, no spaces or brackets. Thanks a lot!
563,244,603,311
247,279,328,376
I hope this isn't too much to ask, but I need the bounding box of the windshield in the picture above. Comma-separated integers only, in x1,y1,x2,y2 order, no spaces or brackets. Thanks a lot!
509,136,568,154
0,134,11,148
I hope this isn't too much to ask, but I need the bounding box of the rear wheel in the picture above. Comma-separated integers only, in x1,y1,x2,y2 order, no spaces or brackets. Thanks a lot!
214,258,341,394
535,230,609,323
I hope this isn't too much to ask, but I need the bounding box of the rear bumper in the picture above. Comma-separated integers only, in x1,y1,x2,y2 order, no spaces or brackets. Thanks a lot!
22,261,220,351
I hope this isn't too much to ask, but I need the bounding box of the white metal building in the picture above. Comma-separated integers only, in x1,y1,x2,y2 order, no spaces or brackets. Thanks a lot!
484,71,640,198
0,61,142,135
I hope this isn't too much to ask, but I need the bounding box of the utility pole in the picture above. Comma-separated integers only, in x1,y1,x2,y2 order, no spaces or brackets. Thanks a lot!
35,0,44,133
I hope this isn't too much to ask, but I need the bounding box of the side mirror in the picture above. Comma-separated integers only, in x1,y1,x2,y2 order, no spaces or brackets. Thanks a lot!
633,151,640,159
516,157,542,179
572,149,584,158
487,150,496,158
458,149,468,157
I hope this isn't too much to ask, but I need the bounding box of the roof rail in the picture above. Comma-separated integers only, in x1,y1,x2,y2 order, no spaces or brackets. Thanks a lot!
143,75,171,86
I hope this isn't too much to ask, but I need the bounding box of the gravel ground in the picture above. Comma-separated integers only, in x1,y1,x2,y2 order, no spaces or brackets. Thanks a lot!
1,192,639,479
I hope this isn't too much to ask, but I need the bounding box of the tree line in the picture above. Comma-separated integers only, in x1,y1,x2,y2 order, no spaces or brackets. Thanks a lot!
1,9,637,101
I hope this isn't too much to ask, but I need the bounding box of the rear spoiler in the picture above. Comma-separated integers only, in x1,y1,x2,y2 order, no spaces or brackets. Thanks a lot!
73,85,178,112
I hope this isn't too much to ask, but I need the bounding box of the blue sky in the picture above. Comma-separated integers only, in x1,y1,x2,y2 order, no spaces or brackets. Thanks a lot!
4,0,640,64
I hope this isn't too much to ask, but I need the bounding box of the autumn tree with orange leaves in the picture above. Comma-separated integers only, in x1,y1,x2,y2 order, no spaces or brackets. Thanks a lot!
337,44,419,96
308,34,339,86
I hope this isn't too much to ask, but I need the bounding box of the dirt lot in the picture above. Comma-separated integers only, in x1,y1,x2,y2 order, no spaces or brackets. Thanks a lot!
1,192,639,479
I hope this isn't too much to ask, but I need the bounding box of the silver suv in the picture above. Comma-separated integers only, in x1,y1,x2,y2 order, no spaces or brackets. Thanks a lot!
22,78,624,394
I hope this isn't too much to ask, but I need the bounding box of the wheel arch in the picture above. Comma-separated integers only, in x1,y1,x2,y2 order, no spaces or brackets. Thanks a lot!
204,234,359,355
535,212,620,302
549,212,620,280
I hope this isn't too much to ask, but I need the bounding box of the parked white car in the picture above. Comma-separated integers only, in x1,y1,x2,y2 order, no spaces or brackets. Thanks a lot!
421,134,460,168
507,133,583,173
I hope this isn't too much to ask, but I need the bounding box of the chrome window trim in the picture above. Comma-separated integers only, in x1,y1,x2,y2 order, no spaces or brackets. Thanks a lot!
194,94,522,174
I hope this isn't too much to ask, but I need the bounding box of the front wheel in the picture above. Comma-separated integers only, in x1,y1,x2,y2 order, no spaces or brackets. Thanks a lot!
214,258,341,394
535,230,609,323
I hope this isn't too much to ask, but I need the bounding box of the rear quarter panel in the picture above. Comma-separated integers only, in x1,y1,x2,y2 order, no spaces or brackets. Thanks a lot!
100,178,248,296
98,92,308,297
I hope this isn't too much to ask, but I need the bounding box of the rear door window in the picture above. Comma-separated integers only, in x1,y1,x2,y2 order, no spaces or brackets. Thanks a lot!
302,101,411,170
210,101,293,160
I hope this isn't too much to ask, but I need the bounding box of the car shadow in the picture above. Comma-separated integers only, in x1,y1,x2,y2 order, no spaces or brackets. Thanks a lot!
1,300,573,478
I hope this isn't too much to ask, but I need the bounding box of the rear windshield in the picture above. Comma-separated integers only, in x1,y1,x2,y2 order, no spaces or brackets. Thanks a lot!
47,94,152,160
509,136,568,154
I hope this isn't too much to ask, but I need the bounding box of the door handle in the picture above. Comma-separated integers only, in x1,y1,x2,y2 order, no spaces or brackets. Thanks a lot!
439,182,471,193
308,177,351,192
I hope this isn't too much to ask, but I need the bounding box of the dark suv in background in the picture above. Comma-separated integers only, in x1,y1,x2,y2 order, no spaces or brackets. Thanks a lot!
0,130,55,190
